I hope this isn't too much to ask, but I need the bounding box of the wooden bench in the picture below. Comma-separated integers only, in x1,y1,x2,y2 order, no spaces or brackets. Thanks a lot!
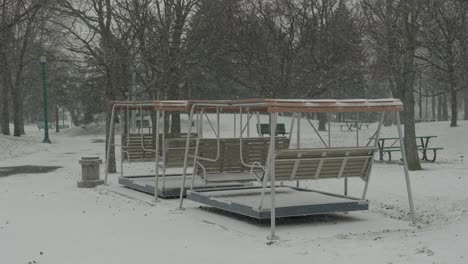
185,146,376,222
122,134,156,161
273,147,377,181
257,123,289,136
122,133,197,162
163,137,290,181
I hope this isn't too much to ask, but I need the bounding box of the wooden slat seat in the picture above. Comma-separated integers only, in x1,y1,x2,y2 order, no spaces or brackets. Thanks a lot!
163,137,289,176
274,147,377,181
122,134,156,161
163,138,196,167
122,133,198,162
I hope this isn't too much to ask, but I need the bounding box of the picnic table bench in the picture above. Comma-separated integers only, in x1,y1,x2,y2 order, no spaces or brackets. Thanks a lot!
257,123,289,136
372,136,443,162
339,120,369,132
37,122,69,130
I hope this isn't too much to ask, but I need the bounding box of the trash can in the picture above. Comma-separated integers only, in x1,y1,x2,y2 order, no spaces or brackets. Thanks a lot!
77,157,104,188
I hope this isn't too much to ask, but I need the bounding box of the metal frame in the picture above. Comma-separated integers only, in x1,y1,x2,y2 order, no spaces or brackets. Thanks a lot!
105,102,243,200
104,98,416,240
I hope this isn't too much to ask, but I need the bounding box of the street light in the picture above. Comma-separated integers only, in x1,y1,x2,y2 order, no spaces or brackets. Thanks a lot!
40,54,51,143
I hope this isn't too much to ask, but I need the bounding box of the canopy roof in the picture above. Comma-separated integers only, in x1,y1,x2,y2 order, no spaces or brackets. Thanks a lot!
110,98,402,113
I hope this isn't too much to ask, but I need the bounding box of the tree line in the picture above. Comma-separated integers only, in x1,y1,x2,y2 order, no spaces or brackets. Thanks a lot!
1,0,467,171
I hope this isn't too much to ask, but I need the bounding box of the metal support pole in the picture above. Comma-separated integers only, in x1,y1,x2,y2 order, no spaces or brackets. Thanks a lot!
154,110,160,201
191,109,203,189
217,108,221,139
234,113,236,137
256,112,261,136
348,113,360,195
362,112,385,199
247,113,250,137
268,112,279,241
344,178,348,196
304,114,328,148
288,113,295,145
327,113,331,147
120,110,124,178
178,106,196,209
356,114,360,147
296,113,301,187
199,111,204,138
395,112,416,225
217,107,220,140
162,111,167,189
297,113,301,149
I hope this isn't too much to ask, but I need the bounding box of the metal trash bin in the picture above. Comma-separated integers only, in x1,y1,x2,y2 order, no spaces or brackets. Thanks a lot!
77,157,104,188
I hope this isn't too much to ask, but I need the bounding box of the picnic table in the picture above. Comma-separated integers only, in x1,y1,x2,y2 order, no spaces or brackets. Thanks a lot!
372,136,443,162
37,122,44,130
339,120,369,132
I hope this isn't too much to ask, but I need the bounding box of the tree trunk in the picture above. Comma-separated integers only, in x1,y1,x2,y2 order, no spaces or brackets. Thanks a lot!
403,87,421,170
104,64,116,172
11,69,24,137
401,1,421,171
431,93,436,121
1,58,10,135
442,93,448,121
318,113,327,131
19,104,25,135
105,101,116,173
464,91,468,120
418,75,422,120
448,60,458,127
12,86,21,136
150,111,156,150
164,113,170,136
55,106,60,132
68,108,80,126
384,112,394,126
437,95,442,121
17,81,25,135
171,112,181,137
450,88,458,127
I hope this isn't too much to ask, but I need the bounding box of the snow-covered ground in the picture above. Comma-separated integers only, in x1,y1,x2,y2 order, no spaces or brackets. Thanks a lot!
0,118,467,264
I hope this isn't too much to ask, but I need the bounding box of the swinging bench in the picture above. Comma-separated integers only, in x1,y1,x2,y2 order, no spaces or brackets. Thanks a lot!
175,98,416,240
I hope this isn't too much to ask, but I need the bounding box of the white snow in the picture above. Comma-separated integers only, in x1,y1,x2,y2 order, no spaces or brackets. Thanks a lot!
0,119,467,264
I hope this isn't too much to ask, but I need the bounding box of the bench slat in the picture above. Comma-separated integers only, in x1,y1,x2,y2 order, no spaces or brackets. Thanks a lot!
273,147,376,181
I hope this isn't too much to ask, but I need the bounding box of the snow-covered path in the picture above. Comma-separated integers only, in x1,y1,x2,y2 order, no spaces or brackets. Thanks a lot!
0,121,467,264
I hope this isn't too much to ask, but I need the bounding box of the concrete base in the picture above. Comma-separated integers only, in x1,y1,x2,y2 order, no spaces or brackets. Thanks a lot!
77,179,104,188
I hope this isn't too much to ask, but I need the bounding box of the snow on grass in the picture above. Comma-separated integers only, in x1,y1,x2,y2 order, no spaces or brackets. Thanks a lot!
0,126,49,161
0,118,467,264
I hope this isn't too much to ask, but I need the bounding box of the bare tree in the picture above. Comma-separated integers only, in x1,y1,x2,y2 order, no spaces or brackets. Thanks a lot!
56,0,128,173
361,0,422,170
0,0,46,136
418,0,468,127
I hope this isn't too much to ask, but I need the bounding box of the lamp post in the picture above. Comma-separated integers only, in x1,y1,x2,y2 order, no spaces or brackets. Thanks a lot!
40,54,51,143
